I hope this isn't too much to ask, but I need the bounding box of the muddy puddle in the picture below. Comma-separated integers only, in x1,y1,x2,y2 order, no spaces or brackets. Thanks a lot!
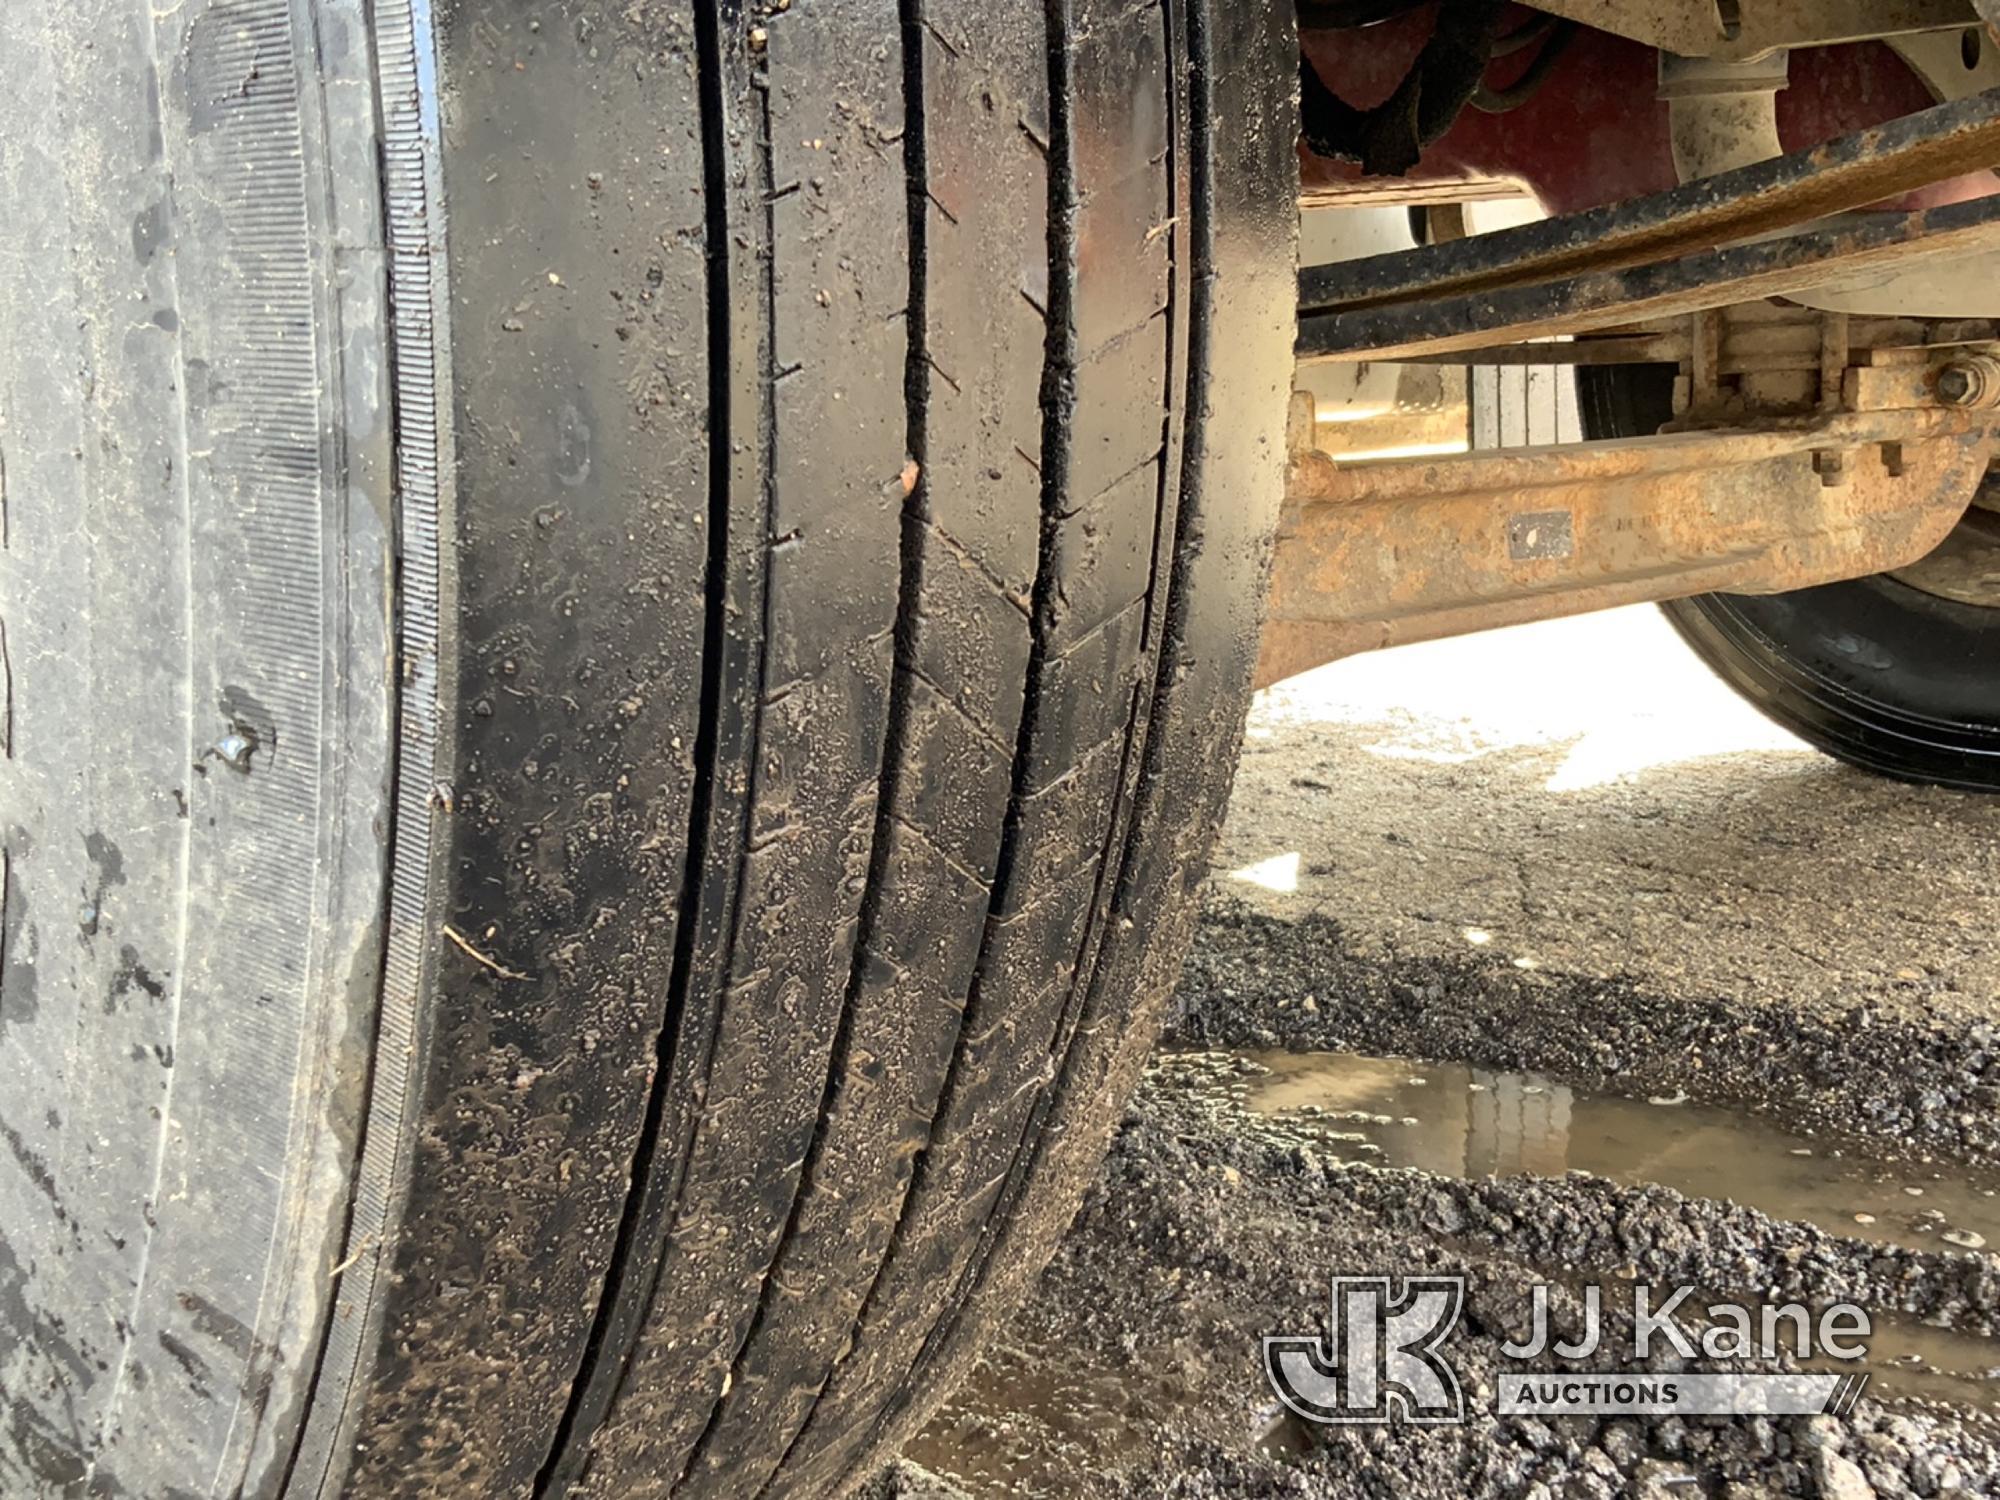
906,1347,1199,1499
1226,1049,2000,1416
904,1053,2000,1497
1232,1050,2000,1259
1858,1315,2000,1415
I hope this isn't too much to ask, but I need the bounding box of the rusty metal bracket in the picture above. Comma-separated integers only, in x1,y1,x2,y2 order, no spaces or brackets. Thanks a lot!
1255,405,1999,690
1298,87,2000,318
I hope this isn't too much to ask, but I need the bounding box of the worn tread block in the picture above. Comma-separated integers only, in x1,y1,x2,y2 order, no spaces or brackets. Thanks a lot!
895,671,1014,884
785,855,1103,1493
925,893,1100,1230
563,2,910,1496
1077,176,1172,358
1068,317,1168,505
574,763,880,1499
748,636,895,851
828,3,1301,1491
1069,0,1173,362
1024,599,1146,793
1072,0,1171,164
762,0,910,686
993,736,1125,922
958,879,1097,1061
765,347,909,691
768,2,1178,1492
770,316,913,539
913,17,1050,615
677,818,987,1496
911,548,1034,751
1047,464,1158,651
923,20,1051,233
923,272,1048,594
585,604,890,1452
766,0,908,371
679,5,1062,1496
864,817,993,977
1069,3,1172,361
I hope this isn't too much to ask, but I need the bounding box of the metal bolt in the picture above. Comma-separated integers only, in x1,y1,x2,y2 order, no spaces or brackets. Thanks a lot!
1936,356,2000,409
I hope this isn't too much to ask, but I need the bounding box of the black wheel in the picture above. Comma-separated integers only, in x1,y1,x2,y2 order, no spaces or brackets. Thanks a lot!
1579,364,2000,792
0,3,1297,1497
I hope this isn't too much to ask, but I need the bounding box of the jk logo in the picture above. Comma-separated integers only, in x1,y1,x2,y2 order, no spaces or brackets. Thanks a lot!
1264,1276,1467,1426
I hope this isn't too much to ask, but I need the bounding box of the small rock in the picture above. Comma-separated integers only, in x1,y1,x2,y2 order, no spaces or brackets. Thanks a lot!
1814,1449,1877,1500
1600,1420,1643,1470
1631,1459,1700,1499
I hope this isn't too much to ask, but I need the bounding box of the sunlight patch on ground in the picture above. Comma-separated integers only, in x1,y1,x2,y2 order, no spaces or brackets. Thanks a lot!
1542,710,1805,792
1256,606,1813,790
1228,851,1302,894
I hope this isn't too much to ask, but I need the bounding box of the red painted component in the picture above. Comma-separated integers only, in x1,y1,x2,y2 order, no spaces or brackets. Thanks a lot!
1300,6,1947,214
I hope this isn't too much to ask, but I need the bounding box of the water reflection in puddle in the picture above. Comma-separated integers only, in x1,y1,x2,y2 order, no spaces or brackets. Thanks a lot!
1859,1315,2000,1415
904,1344,1200,1499
1234,1050,2000,1258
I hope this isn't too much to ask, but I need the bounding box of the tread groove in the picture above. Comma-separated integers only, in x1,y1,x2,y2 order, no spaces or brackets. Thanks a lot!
668,7,935,1483
771,2,1100,1486
860,0,1218,1457
809,3,1194,1481
530,6,747,1491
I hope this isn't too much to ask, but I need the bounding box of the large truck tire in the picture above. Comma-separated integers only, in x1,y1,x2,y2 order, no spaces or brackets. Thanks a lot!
0,1,1297,1496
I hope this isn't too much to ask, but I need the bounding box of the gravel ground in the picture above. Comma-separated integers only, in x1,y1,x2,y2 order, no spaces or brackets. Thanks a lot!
882,607,2000,1499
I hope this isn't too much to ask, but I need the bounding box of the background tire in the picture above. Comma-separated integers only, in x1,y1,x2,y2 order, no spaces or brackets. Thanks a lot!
1579,364,2000,792
0,3,1298,1498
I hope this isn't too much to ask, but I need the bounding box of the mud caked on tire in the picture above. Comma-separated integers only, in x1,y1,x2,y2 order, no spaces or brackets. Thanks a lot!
0,2,1296,1496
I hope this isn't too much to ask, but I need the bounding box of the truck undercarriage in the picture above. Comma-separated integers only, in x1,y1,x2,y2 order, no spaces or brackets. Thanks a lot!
1275,1,2000,788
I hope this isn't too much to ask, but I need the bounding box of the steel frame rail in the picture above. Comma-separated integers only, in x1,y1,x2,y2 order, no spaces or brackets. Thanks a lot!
1297,87,2000,357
